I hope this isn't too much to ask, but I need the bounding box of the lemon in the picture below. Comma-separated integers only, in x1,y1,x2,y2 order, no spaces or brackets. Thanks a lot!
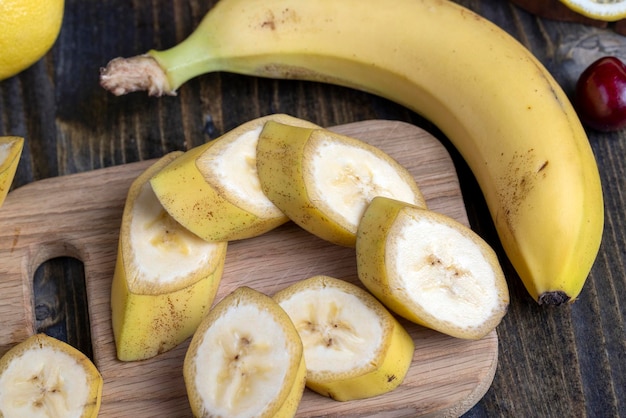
559,0,626,21
0,0,65,81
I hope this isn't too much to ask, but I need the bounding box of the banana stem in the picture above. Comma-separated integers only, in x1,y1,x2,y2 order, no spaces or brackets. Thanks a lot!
100,55,174,96
100,26,222,97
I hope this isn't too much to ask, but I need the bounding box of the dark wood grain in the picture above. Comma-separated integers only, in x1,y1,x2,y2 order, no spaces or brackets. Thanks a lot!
0,0,624,417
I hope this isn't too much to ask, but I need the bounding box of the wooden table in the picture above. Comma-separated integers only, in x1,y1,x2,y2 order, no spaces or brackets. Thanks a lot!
0,0,624,417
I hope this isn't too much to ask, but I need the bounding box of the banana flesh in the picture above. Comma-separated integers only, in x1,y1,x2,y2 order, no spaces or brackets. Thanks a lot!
0,136,24,208
100,0,604,304
0,333,103,418
273,275,414,401
357,196,509,340
256,121,426,247
150,114,320,242
183,286,306,418
111,152,228,361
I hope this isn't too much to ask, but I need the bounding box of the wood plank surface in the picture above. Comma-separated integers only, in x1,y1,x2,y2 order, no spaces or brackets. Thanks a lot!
0,120,498,417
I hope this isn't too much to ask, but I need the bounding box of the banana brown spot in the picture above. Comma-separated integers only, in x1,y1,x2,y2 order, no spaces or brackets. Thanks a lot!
497,148,546,233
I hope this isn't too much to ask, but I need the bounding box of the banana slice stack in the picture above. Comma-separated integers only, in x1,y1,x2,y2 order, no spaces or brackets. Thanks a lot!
150,114,320,242
256,121,426,247
108,114,508,416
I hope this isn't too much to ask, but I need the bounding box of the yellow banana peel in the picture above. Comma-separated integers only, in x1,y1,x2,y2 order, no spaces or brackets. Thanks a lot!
111,152,228,361
0,136,24,208
100,0,604,305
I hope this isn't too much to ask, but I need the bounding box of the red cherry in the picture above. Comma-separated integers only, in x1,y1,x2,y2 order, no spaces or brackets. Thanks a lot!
575,56,626,132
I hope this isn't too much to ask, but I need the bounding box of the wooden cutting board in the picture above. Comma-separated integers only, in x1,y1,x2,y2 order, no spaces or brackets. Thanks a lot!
0,120,498,417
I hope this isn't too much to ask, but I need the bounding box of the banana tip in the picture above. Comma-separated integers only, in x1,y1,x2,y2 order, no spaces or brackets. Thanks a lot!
537,291,571,306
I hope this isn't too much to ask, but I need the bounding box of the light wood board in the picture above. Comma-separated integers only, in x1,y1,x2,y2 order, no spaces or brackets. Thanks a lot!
0,120,498,417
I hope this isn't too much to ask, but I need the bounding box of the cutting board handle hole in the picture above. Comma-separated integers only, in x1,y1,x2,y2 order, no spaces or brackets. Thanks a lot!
33,256,94,360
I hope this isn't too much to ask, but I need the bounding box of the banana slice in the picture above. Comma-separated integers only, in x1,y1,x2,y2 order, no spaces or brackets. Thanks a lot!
356,196,509,339
150,114,320,242
0,136,24,208
111,152,228,361
183,286,306,418
256,121,426,247
273,275,414,402
0,333,103,418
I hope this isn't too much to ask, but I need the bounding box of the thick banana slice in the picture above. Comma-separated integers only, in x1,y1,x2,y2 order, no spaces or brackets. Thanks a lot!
0,136,24,208
0,333,103,418
111,152,228,361
150,114,320,242
356,196,509,340
183,286,306,418
273,275,414,402
256,121,426,247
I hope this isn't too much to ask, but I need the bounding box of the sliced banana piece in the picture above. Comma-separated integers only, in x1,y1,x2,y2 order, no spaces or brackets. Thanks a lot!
111,152,228,361
184,286,306,418
0,136,24,208
273,275,414,401
0,333,103,418
150,114,320,242
356,196,509,339
256,121,426,247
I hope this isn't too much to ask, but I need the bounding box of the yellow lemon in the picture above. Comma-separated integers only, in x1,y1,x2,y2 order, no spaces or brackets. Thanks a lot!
559,0,626,21
0,0,64,80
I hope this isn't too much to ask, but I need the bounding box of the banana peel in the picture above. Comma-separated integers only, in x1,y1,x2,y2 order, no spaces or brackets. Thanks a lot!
0,136,24,208
111,152,228,361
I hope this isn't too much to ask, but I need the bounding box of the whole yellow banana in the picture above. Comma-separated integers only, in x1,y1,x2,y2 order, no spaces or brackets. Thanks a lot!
100,0,604,305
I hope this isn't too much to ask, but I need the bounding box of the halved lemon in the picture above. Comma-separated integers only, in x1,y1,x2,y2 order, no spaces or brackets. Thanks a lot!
559,0,626,21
